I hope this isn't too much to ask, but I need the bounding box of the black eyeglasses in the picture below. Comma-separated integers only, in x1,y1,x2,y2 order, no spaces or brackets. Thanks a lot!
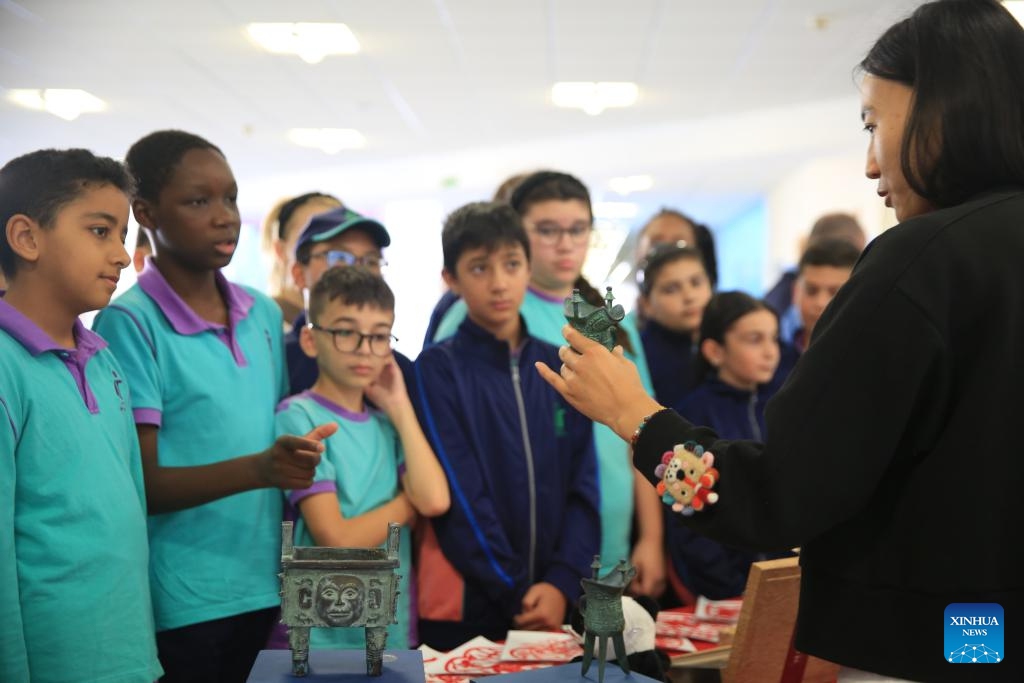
308,323,397,356
306,250,387,270
528,223,592,246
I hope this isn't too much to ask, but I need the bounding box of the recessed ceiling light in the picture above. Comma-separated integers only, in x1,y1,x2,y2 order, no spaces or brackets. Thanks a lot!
246,23,360,64
287,128,365,154
551,82,638,116
1003,1,1024,25
7,88,106,121
807,14,831,31
609,175,653,195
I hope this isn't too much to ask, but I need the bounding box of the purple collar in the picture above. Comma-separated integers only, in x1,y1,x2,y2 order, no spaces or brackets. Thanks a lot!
137,258,255,365
301,389,370,423
527,286,566,304
0,294,109,413
0,294,107,358
138,258,254,335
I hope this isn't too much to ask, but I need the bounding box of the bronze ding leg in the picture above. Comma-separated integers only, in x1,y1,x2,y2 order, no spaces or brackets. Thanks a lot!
365,625,388,676
288,626,311,677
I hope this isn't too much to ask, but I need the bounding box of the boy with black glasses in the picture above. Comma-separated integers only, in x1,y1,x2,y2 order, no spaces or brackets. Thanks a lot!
276,266,449,651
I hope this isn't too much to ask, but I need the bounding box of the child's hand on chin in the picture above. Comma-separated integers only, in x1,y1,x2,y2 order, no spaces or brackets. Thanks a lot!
365,359,409,416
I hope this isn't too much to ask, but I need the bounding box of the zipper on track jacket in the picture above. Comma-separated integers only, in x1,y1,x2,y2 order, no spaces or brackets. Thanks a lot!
510,352,537,585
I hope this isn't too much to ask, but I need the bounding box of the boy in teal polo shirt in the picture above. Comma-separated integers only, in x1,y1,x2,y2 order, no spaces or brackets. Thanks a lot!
0,149,162,682
276,266,449,650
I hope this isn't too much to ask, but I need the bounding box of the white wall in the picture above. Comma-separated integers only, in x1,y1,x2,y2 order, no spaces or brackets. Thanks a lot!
764,154,897,287
91,102,902,344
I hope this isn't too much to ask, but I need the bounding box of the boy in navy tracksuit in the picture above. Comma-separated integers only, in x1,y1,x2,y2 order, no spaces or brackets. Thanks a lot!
413,201,600,650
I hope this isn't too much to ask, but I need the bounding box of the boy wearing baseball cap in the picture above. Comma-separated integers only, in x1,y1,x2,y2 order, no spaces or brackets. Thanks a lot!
285,207,402,395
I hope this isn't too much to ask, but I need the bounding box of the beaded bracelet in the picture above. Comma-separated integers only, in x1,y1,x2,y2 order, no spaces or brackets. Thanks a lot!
629,407,670,450
655,442,720,516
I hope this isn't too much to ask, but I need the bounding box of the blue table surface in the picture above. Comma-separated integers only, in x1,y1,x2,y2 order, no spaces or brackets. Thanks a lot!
472,662,662,683
248,649,425,682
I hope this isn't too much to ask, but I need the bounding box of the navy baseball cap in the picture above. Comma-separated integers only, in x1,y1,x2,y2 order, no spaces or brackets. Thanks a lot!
293,207,391,259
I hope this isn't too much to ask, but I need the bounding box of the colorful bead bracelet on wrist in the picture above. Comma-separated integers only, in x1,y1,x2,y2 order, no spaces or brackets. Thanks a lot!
629,407,669,450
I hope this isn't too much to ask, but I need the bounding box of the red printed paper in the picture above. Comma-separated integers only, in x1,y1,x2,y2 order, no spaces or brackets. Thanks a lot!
694,596,742,624
500,631,584,662
420,636,548,678
656,611,726,643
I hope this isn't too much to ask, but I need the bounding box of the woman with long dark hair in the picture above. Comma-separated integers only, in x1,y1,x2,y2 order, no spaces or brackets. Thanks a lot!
539,2,1024,680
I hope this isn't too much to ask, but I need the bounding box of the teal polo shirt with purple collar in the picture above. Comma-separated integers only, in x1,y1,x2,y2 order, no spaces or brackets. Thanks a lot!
275,390,411,650
1,297,162,683
93,261,288,632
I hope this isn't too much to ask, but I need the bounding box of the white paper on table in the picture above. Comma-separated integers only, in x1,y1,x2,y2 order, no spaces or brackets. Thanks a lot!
655,635,698,653
499,630,584,662
418,644,446,670
420,636,504,675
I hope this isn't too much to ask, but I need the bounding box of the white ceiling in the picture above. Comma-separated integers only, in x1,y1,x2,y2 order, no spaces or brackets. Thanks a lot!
0,0,925,226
